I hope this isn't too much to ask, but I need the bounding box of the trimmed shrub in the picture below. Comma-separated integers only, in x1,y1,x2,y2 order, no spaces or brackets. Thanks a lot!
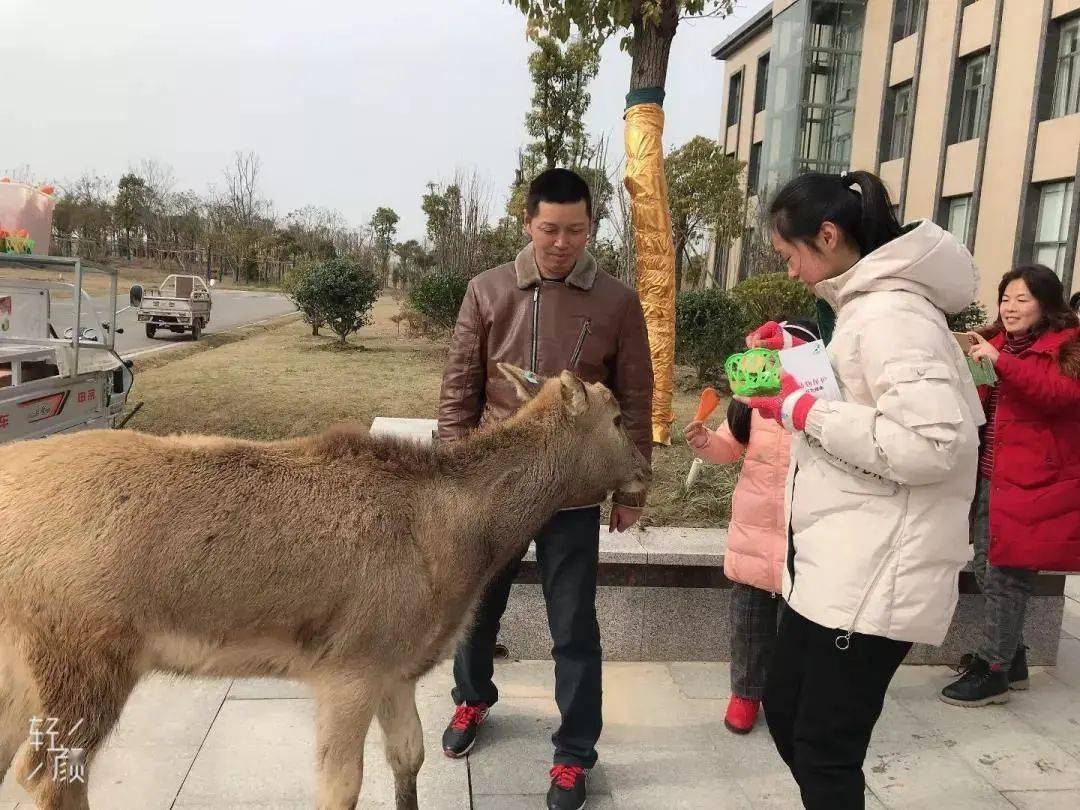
406,268,470,338
675,288,748,385
730,272,816,327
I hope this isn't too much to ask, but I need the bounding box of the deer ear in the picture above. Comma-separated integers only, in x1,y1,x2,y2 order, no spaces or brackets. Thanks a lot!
558,371,588,417
498,363,543,401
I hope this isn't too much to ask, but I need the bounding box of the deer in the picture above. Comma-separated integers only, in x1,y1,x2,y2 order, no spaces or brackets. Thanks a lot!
0,364,648,810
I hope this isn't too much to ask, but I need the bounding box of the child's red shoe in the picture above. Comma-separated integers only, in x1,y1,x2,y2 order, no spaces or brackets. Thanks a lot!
724,695,760,734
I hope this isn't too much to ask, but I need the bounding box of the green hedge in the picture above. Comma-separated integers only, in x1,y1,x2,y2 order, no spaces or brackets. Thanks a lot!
407,269,470,335
675,288,748,385
730,273,815,326
676,273,818,385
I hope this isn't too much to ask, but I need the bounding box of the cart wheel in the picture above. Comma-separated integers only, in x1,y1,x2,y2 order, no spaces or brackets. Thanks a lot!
145,324,156,339
191,320,202,341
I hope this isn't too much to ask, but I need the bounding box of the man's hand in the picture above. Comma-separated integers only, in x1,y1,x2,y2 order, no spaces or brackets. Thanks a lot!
609,505,643,533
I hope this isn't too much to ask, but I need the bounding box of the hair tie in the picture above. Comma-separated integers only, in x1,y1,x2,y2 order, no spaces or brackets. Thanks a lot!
779,321,818,344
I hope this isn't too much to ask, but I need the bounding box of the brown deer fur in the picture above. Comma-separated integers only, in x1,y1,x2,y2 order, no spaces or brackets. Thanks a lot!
0,364,648,810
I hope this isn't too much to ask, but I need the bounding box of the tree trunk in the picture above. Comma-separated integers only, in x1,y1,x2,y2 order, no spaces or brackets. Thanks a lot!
674,233,685,293
625,0,681,445
629,0,680,91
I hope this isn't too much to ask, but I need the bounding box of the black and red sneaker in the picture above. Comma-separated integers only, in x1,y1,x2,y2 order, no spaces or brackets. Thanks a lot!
441,703,489,758
547,764,588,810
940,655,1009,707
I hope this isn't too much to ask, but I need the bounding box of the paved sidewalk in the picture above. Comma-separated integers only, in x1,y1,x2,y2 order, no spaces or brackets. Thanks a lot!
3,586,1079,809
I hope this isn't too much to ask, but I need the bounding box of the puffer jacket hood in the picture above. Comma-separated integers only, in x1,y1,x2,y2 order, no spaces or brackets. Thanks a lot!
815,220,977,316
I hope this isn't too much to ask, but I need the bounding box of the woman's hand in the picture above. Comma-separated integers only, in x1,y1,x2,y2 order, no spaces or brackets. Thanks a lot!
684,420,709,449
968,332,1000,366
746,321,806,350
734,372,817,432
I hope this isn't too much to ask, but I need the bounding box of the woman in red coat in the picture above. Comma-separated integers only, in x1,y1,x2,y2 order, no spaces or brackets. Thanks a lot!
942,265,1080,707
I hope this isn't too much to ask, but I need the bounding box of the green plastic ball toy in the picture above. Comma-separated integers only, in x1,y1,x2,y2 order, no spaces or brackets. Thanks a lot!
725,348,782,397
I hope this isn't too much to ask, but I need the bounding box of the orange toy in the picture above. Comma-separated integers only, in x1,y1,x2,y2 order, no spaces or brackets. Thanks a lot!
694,387,721,423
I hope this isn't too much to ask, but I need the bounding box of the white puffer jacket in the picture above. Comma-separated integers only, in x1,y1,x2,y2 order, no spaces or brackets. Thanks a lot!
784,221,984,646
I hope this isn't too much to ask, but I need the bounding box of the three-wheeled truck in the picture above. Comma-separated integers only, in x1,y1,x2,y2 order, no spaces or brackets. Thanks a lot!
132,274,214,340
0,254,134,444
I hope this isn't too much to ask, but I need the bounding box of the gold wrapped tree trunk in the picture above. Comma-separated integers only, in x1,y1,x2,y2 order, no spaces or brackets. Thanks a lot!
624,99,676,446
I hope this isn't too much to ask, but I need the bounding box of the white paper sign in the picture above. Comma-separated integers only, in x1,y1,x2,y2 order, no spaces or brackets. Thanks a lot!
779,340,842,401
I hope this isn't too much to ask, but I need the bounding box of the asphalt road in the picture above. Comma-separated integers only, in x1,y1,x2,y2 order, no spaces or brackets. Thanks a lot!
50,290,297,356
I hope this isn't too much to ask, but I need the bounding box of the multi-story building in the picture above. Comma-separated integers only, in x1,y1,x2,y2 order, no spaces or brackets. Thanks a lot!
710,0,1080,306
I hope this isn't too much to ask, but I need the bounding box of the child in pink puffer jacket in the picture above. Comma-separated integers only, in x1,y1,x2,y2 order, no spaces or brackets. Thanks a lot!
684,319,818,734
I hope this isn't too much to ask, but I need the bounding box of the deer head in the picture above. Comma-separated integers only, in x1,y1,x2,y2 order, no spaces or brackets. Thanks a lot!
497,363,649,503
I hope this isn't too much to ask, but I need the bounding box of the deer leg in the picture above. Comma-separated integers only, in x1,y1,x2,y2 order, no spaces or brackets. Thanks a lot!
16,640,136,810
313,674,378,810
376,678,424,810
0,630,40,787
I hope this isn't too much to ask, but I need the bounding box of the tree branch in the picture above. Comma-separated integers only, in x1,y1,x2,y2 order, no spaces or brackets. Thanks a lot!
679,10,729,21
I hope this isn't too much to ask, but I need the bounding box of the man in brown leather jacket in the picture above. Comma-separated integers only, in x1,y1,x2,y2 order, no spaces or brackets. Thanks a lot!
438,169,653,810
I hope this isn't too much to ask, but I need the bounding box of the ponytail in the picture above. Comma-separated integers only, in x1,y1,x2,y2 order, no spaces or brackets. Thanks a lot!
726,398,752,446
769,170,902,257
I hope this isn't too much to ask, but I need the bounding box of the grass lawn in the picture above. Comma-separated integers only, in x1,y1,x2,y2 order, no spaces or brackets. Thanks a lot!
125,296,736,528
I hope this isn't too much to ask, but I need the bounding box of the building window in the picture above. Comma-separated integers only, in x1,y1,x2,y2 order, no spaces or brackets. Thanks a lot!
892,0,922,43
956,53,989,142
754,53,770,113
727,71,743,128
738,227,755,282
713,237,731,286
760,0,868,193
797,0,866,175
748,142,763,195
884,83,912,160
1052,18,1080,119
1032,180,1074,277
944,196,972,245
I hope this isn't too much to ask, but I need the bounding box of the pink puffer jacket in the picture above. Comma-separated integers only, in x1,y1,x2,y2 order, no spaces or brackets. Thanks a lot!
690,412,790,594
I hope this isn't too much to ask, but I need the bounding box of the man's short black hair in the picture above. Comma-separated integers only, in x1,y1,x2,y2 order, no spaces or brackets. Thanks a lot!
526,168,592,220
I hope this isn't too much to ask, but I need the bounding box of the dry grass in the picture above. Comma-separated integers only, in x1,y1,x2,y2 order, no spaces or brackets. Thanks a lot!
125,296,735,527
639,389,738,529
126,298,443,440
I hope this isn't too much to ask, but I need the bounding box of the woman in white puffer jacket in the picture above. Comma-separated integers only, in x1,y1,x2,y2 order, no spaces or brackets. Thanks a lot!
737,170,983,810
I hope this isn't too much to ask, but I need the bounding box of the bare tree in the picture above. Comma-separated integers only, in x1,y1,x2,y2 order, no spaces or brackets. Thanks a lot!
52,173,115,259
2,164,39,185
422,170,497,279
133,158,176,259
217,152,273,282
608,159,637,287
223,151,266,229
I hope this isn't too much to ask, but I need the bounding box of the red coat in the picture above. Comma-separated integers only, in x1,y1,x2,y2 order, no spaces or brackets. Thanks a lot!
981,326,1080,571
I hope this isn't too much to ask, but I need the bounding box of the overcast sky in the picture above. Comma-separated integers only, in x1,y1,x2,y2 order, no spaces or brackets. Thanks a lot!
3,0,769,240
